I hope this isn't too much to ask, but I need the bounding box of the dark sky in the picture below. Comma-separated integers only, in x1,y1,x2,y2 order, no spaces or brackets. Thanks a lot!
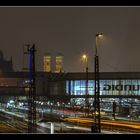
0,7,140,72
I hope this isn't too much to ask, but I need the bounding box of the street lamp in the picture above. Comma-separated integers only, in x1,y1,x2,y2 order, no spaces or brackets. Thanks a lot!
82,53,89,117
95,33,103,55
92,32,103,133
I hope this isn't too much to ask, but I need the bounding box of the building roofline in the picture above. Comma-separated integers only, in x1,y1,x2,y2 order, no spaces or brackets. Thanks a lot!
1,71,140,79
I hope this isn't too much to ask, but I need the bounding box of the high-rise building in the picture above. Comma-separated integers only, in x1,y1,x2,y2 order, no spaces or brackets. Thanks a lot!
43,53,51,72
55,53,63,73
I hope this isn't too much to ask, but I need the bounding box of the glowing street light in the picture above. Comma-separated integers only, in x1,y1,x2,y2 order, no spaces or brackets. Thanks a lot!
95,32,103,56
96,32,103,37
82,54,88,62
82,53,89,117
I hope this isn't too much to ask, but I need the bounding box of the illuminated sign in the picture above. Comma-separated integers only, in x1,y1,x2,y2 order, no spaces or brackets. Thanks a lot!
103,84,140,91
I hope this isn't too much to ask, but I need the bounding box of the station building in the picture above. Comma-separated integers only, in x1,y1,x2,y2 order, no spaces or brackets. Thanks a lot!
0,71,140,117
0,71,140,98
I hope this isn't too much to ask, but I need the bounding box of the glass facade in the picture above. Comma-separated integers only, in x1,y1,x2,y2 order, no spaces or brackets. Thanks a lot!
66,80,140,96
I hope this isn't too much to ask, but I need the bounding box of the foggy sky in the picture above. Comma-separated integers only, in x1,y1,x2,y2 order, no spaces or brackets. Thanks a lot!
0,7,140,72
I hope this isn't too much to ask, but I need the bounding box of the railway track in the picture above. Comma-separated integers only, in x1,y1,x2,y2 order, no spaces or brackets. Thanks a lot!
64,117,140,133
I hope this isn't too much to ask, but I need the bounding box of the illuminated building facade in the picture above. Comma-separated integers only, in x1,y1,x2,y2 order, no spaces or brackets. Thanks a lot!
43,53,51,72
1,72,140,116
55,53,63,73
1,72,140,97
66,79,140,96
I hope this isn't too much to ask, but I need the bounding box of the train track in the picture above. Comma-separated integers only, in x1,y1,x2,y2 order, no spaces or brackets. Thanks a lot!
64,117,140,133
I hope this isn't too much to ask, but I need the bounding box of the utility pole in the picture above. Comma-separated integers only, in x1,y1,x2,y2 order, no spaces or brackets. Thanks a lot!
24,44,36,133
92,33,103,133
85,66,89,116
82,53,89,117
92,54,100,133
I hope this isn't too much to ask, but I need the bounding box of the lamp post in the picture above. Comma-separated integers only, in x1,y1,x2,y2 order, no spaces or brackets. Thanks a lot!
92,33,103,133
82,53,89,117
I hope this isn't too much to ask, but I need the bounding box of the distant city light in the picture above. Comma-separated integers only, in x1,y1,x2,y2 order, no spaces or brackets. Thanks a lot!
9,100,14,104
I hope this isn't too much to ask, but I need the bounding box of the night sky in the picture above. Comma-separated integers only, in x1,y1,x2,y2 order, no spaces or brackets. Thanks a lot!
0,7,140,72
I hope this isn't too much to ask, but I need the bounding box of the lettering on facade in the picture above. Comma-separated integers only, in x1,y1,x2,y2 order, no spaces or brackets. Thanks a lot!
103,84,140,91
